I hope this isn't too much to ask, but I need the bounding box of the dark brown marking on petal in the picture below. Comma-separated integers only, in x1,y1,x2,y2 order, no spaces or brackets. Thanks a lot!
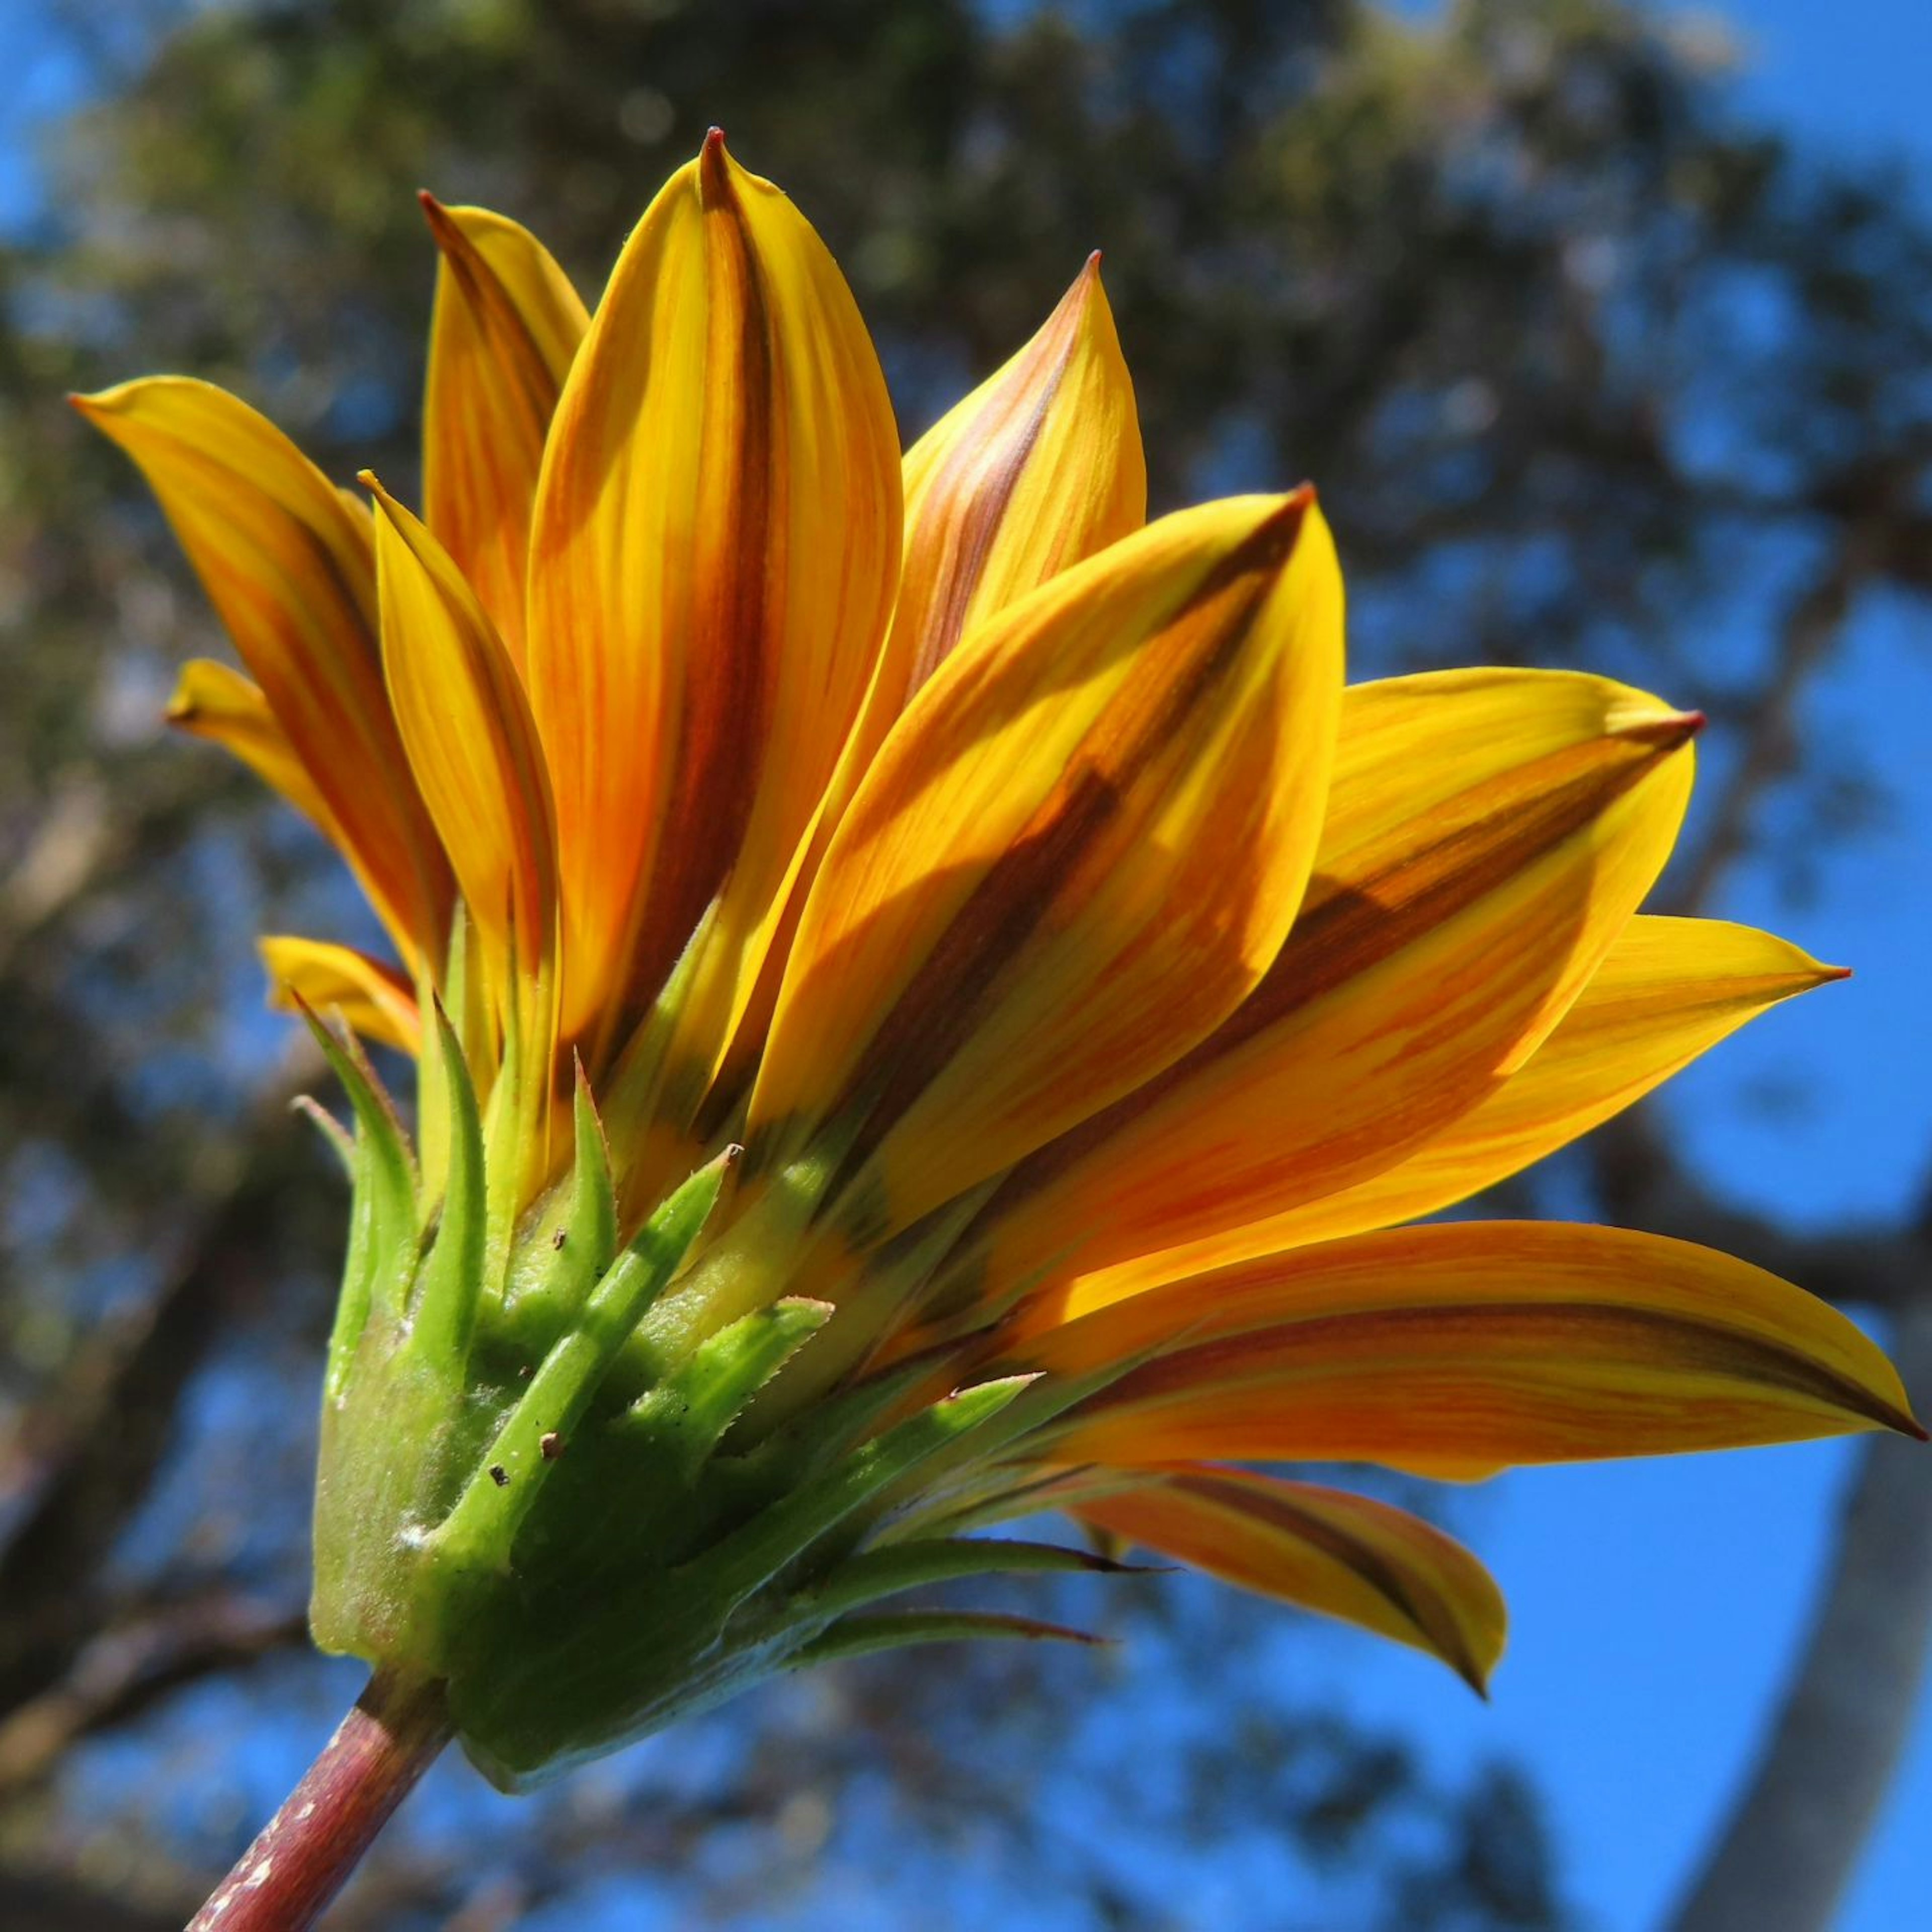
1162,1473,1485,1686
1069,1302,1923,1441
903,264,1098,695
621,146,775,1020
420,192,565,424
811,500,1311,1204
972,714,1699,1229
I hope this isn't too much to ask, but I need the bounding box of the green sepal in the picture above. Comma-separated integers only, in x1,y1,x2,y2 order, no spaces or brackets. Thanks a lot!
439,1371,1037,1787
796,1535,1147,1623
786,1608,1105,1668
291,1092,356,1180
404,1002,487,1375
688,1375,1038,1615
501,1062,618,1350
625,1296,833,1483
423,1149,735,1580
296,1001,416,1401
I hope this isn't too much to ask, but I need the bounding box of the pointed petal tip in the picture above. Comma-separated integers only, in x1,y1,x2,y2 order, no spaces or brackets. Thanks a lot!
417,189,459,246
67,386,124,423
1608,702,1705,749
698,126,734,199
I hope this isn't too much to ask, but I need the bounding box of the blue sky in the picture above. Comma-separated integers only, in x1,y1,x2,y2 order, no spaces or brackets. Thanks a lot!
1369,7,1932,1928
6,2,1928,1927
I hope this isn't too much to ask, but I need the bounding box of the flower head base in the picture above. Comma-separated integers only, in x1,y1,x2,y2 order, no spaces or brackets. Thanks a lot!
83,133,1921,1791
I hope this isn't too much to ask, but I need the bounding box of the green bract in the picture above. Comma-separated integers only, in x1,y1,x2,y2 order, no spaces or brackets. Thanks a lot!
303,1007,1110,1791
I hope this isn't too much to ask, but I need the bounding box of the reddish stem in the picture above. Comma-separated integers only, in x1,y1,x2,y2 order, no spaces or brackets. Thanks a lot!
187,1670,450,1932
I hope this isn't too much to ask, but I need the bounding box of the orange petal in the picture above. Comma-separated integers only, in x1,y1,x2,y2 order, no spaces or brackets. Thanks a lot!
259,935,421,1055
75,378,452,967
364,475,558,1017
747,490,1345,1240
525,132,901,1052
680,261,1149,1120
167,658,338,837
1027,1221,1922,1478
964,669,1700,1319
420,197,588,668
1074,1469,1506,1690
896,254,1145,697
1290,914,1848,1243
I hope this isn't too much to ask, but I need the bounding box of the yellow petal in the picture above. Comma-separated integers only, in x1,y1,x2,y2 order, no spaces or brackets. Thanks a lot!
420,196,588,669
1027,1221,1922,1477
167,658,339,837
747,490,1345,1240
896,254,1145,697
678,260,1149,1120
1073,1469,1506,1691
75,378,452,967
1289,914,1848,1244
259,935,421,1055
525,132,901,1051
962,669,1700,1319
364,475,558,1011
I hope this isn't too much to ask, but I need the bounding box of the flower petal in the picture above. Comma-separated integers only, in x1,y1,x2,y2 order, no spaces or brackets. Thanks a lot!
896,254,1145,697
1027,1221,1923,1478
420,197,588,669
747,491,1345,1240
672,261,1146,1141
75,378,452,967
1285,915,1848,1244
167,658,337,836
525,132,901,1051
962,669,1700,1319
364,475,558,1016
1073,1469,1506,1690
259,935,421,1055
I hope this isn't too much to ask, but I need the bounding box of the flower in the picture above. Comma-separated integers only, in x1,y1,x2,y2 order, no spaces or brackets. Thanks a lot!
79,132,1920,1790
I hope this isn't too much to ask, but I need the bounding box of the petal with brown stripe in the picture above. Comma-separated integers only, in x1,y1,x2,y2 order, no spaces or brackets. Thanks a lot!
747,491,1344,1241
259,935,421,1056
961,669,1700,1323
365,476,558,1028
682,261,1149,1122
75,378,452,968
896,254,1145,699
1073,1469,1506,1690
167,658,338,837
1025,1221,1923,1477
525,132,901,1056
420,197,588,669
1280,914,1848,1245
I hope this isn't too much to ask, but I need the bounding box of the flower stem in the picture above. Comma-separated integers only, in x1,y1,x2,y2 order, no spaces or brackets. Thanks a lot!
187,1669,451,1932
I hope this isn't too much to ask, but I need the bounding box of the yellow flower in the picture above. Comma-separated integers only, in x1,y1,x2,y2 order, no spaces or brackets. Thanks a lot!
79,133,1920,1785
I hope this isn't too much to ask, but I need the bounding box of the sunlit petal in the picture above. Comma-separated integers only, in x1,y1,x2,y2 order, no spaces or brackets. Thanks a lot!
260,935,421,1056
1073,1468,1506,1691
960,670,1699,1318
896,254,1145,697
420,197,588,668
748,492,1344,1240
1287,914,1847,1243
364,475,558,1036
1028,1221,1922,1478
167,657,338,837
525,132,901,1052
75,378,452,967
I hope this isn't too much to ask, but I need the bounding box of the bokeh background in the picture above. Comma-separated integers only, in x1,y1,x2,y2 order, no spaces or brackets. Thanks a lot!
2,2,1928,1927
